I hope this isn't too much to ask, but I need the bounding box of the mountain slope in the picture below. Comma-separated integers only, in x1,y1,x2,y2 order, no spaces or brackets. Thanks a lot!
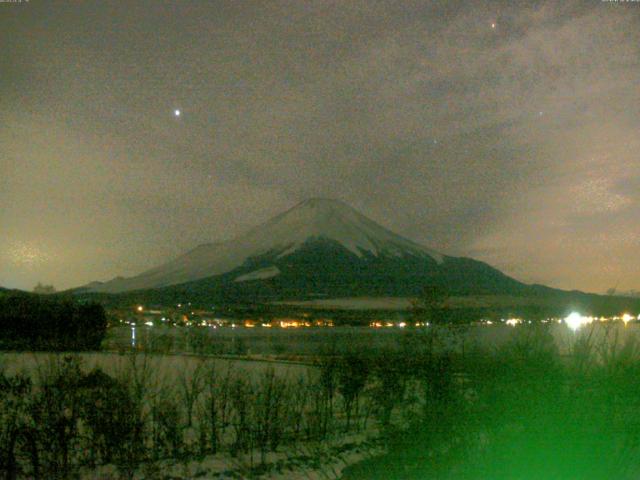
87,198,447,294
74,199,640,315
138,237,527,303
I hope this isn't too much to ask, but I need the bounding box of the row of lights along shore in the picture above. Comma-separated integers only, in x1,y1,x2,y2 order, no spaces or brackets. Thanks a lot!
130,305,637,331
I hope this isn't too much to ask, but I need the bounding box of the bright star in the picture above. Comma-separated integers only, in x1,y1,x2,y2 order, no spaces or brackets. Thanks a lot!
491,23,496,29
174,109,181,117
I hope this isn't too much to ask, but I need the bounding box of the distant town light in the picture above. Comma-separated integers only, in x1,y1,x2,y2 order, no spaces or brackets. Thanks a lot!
565,312,591,331
136,305,143,312
622,313,633,326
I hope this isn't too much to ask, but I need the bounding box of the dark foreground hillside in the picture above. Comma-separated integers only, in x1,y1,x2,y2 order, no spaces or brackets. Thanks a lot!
2,323,640,479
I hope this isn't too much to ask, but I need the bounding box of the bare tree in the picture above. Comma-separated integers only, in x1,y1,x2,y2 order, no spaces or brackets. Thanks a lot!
199,361,234,455
177,358,206,428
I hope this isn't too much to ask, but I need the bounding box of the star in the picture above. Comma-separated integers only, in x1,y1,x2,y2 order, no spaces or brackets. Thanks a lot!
174,109,181,117
491,23,496,29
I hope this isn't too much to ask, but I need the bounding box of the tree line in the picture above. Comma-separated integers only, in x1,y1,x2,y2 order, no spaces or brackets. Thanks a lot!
0,292,107,351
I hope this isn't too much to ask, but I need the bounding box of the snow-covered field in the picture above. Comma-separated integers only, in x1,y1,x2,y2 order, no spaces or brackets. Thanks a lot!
0,351,309,379
0,351,387,479
81,433,384,480
271,297,415,310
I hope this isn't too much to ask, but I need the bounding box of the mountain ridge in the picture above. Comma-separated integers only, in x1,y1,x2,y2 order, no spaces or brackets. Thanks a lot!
69,197,640,316
85,198,447,294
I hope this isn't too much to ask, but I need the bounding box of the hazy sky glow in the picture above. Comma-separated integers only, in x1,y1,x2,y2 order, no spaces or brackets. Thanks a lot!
2,1,639,293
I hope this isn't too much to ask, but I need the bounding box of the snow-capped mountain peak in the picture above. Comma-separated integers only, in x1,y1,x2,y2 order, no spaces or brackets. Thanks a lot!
245,198,443,261
86,198,444,293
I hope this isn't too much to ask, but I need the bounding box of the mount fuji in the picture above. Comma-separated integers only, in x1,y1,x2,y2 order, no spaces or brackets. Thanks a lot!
84,198,527,300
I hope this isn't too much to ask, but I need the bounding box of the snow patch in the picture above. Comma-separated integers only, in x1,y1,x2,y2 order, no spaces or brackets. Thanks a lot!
234,266,281,282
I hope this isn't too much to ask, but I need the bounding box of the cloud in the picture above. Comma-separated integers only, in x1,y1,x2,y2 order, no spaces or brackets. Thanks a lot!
1,0,639,291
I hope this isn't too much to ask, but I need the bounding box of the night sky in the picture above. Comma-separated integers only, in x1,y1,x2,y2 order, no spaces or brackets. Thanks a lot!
2,1,639,293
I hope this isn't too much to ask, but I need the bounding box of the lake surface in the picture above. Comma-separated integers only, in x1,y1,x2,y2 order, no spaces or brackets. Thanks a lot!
101,321,640,357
